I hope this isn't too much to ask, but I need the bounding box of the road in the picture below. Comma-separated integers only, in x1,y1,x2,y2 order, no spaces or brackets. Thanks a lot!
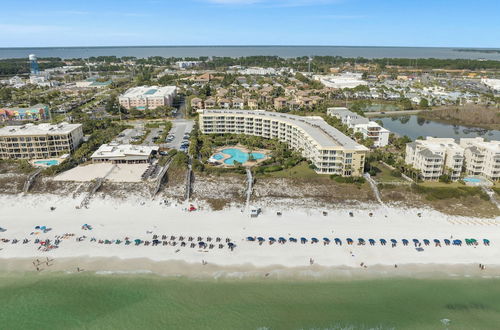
165,119,194,150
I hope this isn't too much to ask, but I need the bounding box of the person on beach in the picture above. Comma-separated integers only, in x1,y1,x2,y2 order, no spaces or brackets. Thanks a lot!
309,258,314,265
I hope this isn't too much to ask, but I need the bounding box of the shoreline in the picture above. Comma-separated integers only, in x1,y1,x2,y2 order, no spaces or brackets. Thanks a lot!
1,256,500,281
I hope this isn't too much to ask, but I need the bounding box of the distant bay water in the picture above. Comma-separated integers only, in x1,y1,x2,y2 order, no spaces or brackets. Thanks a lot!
1,46,500,60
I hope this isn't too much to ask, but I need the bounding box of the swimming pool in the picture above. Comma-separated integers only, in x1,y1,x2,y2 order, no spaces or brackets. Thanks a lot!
219,148,266,165
464,177,482,183
34,160,59,167
212,153,224,161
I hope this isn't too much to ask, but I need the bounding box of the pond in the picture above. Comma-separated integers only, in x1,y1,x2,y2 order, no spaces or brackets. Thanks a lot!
373,115,500,140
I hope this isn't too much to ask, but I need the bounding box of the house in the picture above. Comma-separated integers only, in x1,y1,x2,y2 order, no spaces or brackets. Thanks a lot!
190,98,204,110
247,99,258,109
232,98,244,109
204,97,216,108
274,97,288,110
218,98,232,109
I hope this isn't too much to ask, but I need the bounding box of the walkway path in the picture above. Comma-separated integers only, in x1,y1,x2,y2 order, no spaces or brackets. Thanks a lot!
245,168,253,209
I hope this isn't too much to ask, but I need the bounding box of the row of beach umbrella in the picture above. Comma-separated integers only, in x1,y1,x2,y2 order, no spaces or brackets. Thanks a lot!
246,236,490,246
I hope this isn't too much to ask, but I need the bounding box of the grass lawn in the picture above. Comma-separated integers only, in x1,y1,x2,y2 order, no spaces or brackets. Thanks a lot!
370,161,406,183
262,161,329,181
418,181,466,188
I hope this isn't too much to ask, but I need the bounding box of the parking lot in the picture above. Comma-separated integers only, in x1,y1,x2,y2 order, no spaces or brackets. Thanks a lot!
165,119,194,151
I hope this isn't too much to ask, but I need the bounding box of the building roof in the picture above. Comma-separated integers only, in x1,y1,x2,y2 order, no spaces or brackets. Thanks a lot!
120,86,176,99
0,122,81,136
91,144,159,160
199,109,368,150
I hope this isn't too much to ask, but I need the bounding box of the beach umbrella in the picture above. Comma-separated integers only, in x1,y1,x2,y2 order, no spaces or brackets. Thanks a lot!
228,242,235,247
380,239,387,244
412,239,419,243
444,239,451,245
453,240,462,245
246,237,255,241
334,238,341,243
358,238,365,243
311,238,319,243
323,238,330,242
41,226,46,230
483,239,490,245
35,226,40,230
423,239,430,244
470,239,477,243
269,237,276,242
199,241,206,246
278,237,286,243
257,237,265,242
434,239,440,243
369,239,375,244
289,237,297,242
402,239,409,245
390,239,397,244
301,237,307,243
134,239,142,245
347,238,353,243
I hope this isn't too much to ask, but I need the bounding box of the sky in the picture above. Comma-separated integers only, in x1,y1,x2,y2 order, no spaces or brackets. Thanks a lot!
0,0,499,48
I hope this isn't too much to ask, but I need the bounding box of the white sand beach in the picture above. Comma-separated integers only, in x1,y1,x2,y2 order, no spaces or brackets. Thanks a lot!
0,193,499,277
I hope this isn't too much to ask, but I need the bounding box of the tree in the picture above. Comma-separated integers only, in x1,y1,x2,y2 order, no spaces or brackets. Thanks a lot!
419,98,429,109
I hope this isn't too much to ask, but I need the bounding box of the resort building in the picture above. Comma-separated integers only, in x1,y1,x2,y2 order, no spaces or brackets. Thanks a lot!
460,138,500,181
0,104,50,121
118,86,177,110
198,109,369,176
405,137,464,181
91,144,159,164
314,73,367,89
0,122,83,160
327,107,389,147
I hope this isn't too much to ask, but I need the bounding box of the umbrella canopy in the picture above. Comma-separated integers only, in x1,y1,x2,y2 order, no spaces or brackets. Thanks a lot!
434,239,440,243
358,238,365,242
412,239,419,243
323,238,330,242
444,239,451,244
247,237,255,241
369,239,375,243
278,237,286,242
423,239,430,244
483,239,490,244
301,237,307,242
198,241,206,246
257,237,265,242
289,237,297,242
334,238,341,242
311,238,319,242
402,239,409,244
347,238,353,242
390,239,397,243
380,239,387,243
134,239,142,244
228,242,235,247
269,237,276,242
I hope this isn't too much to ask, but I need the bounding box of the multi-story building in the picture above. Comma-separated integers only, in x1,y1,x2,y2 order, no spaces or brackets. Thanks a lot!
405,137,464,181
327,107,389,147
0,104,50,121
0,122,83,159
119,86,177,110
460,138,500,181
198,109,369,176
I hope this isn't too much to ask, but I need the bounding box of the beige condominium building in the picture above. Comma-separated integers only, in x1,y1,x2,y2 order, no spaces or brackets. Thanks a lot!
405,137,464,181
460,138,500,181
119,86,177,110
0,122,83,159
198,109,369,176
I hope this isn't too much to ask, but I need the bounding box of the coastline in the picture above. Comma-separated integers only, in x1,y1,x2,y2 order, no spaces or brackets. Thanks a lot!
1,257,500,281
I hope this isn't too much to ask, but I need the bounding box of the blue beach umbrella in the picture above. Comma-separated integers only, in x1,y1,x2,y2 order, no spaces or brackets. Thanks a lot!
311,238,319,243
247,237,255,241
269,237,276,242
301,237,308,243
257,237,265,242
289,237,297,242
323,238,330,242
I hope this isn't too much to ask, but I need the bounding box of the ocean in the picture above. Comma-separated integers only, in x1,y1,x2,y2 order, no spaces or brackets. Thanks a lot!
1,46,500,60
1,273,500,329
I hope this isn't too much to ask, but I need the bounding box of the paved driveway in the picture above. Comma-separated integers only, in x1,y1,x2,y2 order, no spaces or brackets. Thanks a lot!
165,119,194,150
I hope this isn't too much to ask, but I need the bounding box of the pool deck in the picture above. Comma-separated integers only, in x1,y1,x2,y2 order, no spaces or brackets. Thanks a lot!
209,145,269,167
30,158,65,168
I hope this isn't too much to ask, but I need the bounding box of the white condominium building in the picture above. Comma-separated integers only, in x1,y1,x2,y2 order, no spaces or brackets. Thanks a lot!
405,137,464,181
119,86,177,110
0,122,83,160
460,138,500,181
198,109,369,176
327,107,389,147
